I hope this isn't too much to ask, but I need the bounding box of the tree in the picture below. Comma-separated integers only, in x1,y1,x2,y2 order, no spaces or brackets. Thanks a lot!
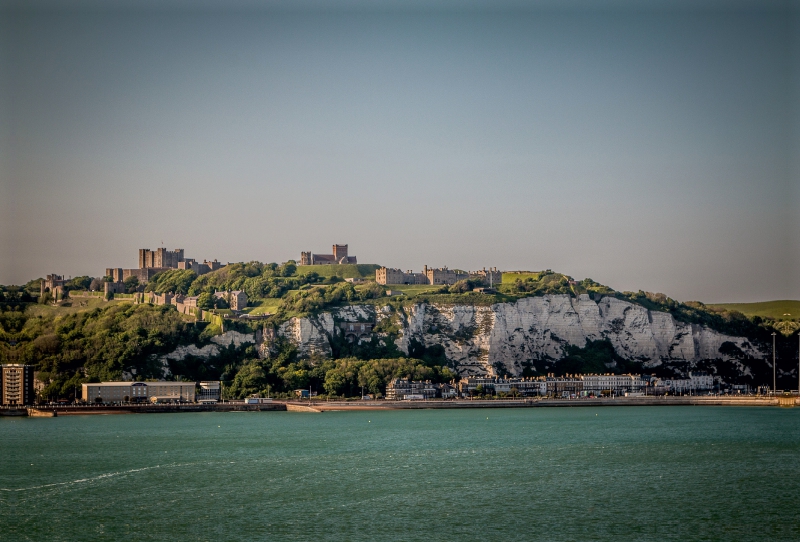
144,269,197,295
449,280,474,294
89,277,105,291
197,292,214,310
123,276,139,294
66,276,92,291
280,262,297,277
324,368,347,396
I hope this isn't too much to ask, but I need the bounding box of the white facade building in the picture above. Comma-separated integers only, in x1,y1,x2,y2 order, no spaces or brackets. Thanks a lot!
581,374,646,395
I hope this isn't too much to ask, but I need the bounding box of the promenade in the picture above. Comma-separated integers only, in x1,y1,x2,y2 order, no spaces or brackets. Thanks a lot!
298,394,799,412
2,394,796,417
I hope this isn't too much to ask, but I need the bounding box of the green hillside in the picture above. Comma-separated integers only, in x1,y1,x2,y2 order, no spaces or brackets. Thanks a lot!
295,264,380,279
502,271,543,283
707,300,800,321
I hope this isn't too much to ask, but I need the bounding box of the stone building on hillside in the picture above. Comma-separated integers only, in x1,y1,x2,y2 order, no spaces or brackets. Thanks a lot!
105,247,224,285
424,266,469,285
375,268,428,285
375,265,503,286
40,274,68,297
139,247,184,269
105,267,163,284
178,259,223,275
300,244,357,265
469,267,502,287
338,321,374,343
214,290,248,311
103,281,126,297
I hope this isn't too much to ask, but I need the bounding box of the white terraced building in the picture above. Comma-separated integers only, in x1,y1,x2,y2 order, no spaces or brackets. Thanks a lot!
581,374,647,395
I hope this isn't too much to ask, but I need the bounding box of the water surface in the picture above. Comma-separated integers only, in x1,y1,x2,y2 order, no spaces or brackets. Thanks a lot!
2,406,799,541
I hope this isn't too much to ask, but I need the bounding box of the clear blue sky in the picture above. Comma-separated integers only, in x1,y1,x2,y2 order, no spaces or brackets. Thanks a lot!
1,0,798,303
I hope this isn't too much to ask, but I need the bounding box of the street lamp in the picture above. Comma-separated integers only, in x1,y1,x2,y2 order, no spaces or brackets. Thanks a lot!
771,332,777,395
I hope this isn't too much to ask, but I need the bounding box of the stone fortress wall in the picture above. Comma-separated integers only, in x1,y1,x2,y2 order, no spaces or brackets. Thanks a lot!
376,265,502,286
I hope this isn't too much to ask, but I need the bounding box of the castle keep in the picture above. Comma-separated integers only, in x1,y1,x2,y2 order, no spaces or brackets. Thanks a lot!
300,244,357,266
139,247,184,269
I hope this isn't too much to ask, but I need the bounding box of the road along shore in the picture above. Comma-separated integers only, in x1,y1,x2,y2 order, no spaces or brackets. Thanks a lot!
4,395,796,417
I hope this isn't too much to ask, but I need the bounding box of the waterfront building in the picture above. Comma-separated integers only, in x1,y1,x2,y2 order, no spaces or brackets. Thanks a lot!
1,364,35,406
385,379,439,400
658,374,712,394
82,381,196,404
198,381,221,403
689,371,713,391
457,377,547,397
581,374,646,395
543,375,584,397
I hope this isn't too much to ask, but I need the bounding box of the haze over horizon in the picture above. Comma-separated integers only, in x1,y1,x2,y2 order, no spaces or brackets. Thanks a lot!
2,0,798,304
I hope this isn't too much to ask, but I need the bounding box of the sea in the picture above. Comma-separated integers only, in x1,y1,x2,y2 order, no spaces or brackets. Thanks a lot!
2,406,799,541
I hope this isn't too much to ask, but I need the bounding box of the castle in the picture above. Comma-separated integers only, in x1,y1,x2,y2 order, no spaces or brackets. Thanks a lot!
104,247,224,295
300,244,357,266
40,274,68,298
376,266,502,286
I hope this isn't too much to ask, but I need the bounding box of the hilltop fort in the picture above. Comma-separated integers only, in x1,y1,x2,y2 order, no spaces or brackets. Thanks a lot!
300,244,357,266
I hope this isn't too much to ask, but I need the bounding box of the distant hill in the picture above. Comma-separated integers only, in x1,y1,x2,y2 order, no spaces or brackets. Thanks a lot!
295,264,381,279
707,300,800,321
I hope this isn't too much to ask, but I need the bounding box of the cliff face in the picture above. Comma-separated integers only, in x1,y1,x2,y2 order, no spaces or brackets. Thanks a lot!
270,295,765,376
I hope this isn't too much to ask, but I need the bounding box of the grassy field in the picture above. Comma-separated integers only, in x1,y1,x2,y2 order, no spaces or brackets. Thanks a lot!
381,284,440,296
707,300,800,320
501,271,542,283
242,298,283,315
295,263,381,279
25,297,130,317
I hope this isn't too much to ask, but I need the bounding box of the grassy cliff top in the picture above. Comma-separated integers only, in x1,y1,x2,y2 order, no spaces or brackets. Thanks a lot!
707,300,800,321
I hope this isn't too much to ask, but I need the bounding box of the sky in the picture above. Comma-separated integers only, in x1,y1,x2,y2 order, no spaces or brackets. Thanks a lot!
1,0,798,303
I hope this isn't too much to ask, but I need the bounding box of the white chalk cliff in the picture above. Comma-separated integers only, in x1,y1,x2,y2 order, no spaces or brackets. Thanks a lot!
271,294,764,376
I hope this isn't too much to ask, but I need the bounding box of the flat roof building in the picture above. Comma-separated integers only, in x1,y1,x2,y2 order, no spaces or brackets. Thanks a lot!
1,364,35,406
82,381,196,404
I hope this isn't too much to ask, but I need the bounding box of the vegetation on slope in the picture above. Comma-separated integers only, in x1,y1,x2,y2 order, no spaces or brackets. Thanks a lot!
0,303,207,401
706,300,800,321
5,261,797,402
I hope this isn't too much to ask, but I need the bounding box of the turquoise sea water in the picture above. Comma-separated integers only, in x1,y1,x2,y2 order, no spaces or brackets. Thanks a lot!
2,406,799,541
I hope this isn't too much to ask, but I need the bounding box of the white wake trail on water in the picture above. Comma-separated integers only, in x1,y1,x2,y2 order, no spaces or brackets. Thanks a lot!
0,462,191,492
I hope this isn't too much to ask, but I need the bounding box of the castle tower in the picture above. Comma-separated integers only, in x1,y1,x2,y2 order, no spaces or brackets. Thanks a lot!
332,244,348,262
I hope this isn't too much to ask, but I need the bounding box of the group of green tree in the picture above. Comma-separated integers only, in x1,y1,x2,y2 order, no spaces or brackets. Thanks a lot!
224,342,455,400
0,303,203,401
